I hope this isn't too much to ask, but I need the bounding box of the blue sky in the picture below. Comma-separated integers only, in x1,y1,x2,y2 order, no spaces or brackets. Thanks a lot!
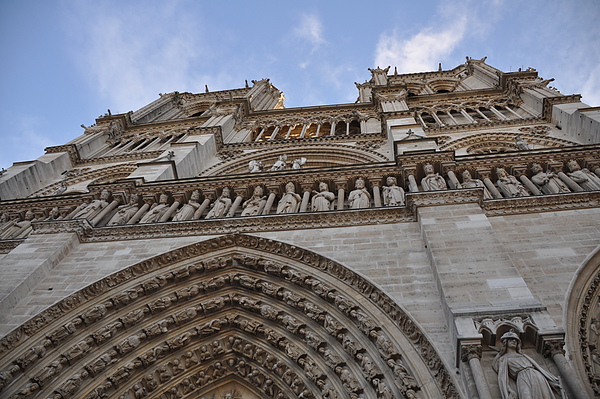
1,0,599,170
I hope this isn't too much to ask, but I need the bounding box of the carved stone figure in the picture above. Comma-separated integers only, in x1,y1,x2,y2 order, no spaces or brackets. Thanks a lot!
108,194,139,225
241,186,267,216
515,136,532,150
277,182,301,214
172,190,201,221
292,157,307,169
493,330,563,399
461,170,493,199
348,178,371,209
269,154,287,171
311,182,335,211
496,168,529,197
45,206,61,221
205,187,232,219
421,164,447,191
567,160,600,190
530,163,570,194
248,160,264,173
382,176,405,206
140,193,170,223
73,190,111,219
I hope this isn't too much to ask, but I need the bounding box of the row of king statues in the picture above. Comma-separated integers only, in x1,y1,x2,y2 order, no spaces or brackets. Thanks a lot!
0,160,598,236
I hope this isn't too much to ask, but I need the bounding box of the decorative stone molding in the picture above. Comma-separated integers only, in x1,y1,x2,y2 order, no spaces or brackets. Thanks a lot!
0,234,460,398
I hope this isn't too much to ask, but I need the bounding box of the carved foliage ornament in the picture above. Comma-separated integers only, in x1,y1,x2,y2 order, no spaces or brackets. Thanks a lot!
0,234,458,399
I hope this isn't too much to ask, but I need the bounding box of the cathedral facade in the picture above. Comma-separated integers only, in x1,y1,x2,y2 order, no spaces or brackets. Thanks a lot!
0,58,599,398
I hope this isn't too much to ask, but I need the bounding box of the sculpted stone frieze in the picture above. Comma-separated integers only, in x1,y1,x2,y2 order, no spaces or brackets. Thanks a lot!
0,234,459,398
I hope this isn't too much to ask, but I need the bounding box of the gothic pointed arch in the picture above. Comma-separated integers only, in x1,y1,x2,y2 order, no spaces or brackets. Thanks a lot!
0,234,460,398
202,144,390,176
565,245,600,396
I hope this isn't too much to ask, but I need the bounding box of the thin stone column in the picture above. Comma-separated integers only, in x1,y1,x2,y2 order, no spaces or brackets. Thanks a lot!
512,166,541,195
91,200,119,226
299,183,312,212
460,109,477,123
329,121,336,136
461,345,492,399
475,108,492,122
299,124,308,138
335,181,345,210
445,169,461,189
284,125,294,140
227,189,245,217
371,179,382,207
478,169,503,198
489,106,508,121
160,201,180,222
445,111,459,125
194,198,211,219
254,127,266,142
128,203,150,224
262,186,278,215
558,172,583,192
315,124,321,137
404,167,419,192
543,338,591,399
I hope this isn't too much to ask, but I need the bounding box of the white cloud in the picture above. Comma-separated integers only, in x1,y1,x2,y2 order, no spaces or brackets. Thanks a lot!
63,2,226,113
294,13,325,50
374,14,468,73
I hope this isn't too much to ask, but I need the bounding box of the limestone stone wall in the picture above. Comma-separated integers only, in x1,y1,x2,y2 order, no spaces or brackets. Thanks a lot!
489,208,600,327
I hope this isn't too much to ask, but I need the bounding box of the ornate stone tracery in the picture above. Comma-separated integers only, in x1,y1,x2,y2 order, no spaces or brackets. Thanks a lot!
0,234,459,398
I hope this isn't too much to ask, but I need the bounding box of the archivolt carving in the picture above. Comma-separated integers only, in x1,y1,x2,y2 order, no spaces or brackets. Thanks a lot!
565,246,600,395
439,132,578,152
0,234,459,398
202,144,390,176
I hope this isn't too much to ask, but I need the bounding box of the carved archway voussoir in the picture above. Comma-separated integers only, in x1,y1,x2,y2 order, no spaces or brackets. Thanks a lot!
0,234,459,398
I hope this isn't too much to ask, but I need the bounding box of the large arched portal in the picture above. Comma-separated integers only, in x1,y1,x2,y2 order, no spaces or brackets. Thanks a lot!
0,235,459,398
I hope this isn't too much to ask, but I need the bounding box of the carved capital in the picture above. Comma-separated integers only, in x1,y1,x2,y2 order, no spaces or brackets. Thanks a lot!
511,165,528,177
460,344,482,362
542,338,565,358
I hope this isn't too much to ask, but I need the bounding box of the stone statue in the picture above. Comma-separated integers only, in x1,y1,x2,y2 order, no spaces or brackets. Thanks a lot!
205,187,232,219
291,157,307,169
496,168,529,197
515,136,531,150
73,190,111,220
248,160,264,173
276,182,301,214
567,160,600,190
108,194,139,225
421,164,447,191
311,182,335,212
493,330,563,399
530,163,570,194
461,170,493,199
45,207,61,221
348,178,371,209
52,181,68,196
241,186,267,216
139,193,170,223
172,190,201,221
269,155,287,171
382,176,405,206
